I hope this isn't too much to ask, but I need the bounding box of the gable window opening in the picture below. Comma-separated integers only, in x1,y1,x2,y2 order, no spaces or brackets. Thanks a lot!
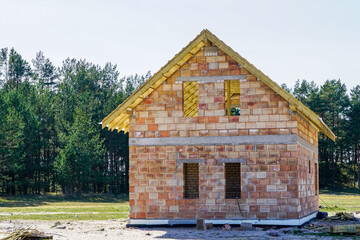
225,163,241,199
225,80,240,116
183,81,198,117
184,163,199,199
309,160,311,173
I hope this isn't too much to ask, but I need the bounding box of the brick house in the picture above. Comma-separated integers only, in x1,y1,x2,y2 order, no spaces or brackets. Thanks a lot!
102,30,335,226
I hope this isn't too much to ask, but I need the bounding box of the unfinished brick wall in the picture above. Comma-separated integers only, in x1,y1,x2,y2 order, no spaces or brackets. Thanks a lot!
128,47,296,139
128,45,319,221
298,144,319,218
288,113,319,218
297,116,319,218
292,114,318,147
129,143,304,219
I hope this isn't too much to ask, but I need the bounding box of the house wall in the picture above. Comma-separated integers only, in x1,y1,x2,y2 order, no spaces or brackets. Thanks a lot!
128,48,295,139
128,46,319,220
294,114,319,218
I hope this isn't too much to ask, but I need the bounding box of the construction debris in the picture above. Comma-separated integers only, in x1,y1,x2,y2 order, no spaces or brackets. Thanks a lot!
221,224,231,231
325,212,355,221
50,222,65,230
304,223,330,232
0,228,53,240
267,230,279,236
50,222,60,229
240,222,253,231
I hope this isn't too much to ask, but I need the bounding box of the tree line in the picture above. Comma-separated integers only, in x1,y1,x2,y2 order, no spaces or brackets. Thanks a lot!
282,80,360,189
0,47,150,195
0,47,359,195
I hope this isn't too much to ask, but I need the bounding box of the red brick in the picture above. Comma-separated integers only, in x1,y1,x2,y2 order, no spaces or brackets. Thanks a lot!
228,62,239,69
160,131,170,137
144,98,153,105
148,124,158,131
209,69,220,75
136,212,146,219
214,96,224,102
240,68,250,75
208,116,218,123
199,104,208,110
230,68,241,75
198,63,208,70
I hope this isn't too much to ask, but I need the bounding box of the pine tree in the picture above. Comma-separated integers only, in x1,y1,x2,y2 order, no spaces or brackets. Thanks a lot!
0,92,25,194
55,107,105,194
348,86,360,187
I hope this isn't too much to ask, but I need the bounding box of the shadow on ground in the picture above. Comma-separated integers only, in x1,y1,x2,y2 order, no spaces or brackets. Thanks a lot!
320,188,360,196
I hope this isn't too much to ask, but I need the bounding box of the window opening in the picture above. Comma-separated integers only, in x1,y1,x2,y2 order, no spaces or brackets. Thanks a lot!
225,163,241,199
184,163,199,199
183,81,198,117
315,163,318,195
225,80,240,116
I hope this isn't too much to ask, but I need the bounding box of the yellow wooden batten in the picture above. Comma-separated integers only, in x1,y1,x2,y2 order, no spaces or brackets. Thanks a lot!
116,118,129,133
102,29,336,142
108,113,129,131
123,124,129,133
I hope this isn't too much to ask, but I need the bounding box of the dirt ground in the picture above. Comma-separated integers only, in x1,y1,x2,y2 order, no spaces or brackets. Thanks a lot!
0,215,359,240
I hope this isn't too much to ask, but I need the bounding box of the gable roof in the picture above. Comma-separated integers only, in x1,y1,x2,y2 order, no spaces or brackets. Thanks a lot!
102,29,336,141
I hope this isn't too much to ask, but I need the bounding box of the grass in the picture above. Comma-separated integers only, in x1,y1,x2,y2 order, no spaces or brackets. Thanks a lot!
319,190,360,215
294,231,360,239
0,194,129,221
0,190,360,221
319,189,360,214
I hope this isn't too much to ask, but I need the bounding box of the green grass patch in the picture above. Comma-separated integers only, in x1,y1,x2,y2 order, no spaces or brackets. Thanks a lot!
319,190,360,214
0,194,129,221
0,213,129,221
294,230,360,239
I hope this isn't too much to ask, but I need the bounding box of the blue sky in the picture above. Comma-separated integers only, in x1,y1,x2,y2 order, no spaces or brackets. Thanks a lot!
1,0,359,90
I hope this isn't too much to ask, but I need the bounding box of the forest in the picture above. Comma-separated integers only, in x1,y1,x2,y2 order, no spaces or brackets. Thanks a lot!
0,47,359,195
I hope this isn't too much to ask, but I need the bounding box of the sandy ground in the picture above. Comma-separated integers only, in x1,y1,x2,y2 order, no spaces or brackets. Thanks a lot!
0,212,360,240
0,215,359,240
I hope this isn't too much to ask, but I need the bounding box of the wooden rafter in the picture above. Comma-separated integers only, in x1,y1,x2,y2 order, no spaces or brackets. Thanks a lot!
108,113,129,131
116,118,129,133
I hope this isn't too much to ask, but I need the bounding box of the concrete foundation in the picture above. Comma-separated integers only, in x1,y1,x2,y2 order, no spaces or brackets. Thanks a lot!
127,211,318,227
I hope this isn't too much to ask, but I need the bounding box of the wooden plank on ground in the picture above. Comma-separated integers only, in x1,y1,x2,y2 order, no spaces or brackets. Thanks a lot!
330,224,360,233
